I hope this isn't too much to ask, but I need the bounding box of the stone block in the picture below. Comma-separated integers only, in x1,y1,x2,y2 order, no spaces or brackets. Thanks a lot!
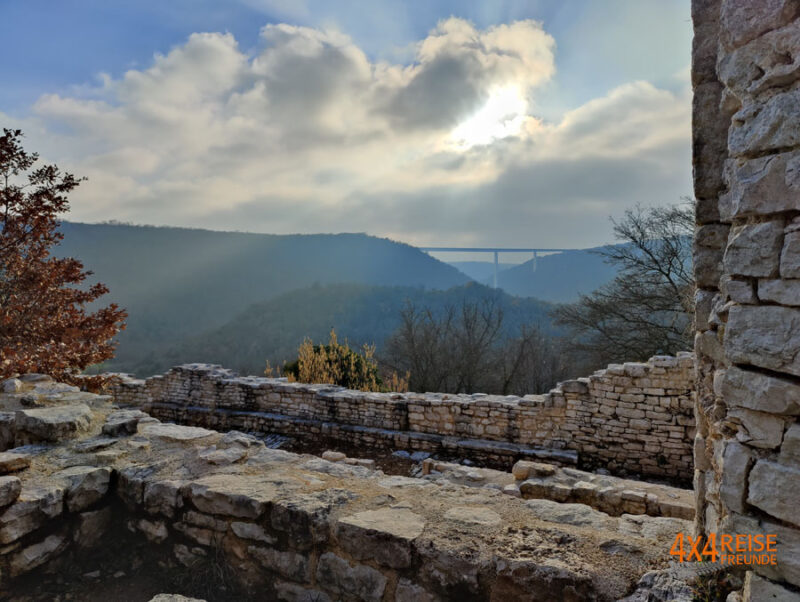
0,452,31,474
725,305,800,377
721,152,800,220
15,404,92,442
747,460,800,527
54,466,111,512
759,279,800,306
184,474,279,519
729,409,785,449
9,533,67,577
781,231,800,278
723,221,783,277
743,571,800,602
315,552,386,602
780,423,800,465
719,441,754,514
0,483,64,544
729,88,800,157
249,545,310,583
720,0,800,49
0,476,21,507
336,508,424,569
722,365,800,414
694,224,729,287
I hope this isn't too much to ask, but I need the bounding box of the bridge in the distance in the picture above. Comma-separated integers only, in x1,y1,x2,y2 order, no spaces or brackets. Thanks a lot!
418,247,578,289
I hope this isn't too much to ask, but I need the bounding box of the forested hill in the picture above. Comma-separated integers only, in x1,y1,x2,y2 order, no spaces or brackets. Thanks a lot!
494,248,619,302
55,222,470,373
159,282,558,377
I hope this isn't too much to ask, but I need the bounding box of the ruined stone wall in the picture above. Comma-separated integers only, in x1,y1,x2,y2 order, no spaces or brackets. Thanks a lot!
111,353,695,481
0,378,692,600
692,0,800,598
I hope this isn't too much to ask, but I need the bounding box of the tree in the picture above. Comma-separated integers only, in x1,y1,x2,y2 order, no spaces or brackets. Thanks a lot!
383,296,570,395
0,129,127,380
553,201,694,366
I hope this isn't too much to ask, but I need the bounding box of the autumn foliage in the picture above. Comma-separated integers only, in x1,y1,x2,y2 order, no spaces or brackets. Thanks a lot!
0,129,127,380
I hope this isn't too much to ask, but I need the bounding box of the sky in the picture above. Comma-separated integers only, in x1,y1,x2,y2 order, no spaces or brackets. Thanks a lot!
0,0,693,249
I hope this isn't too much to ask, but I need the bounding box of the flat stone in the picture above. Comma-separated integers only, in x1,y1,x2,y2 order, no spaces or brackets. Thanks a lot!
230,521,275,544
0,453,31,473
730,408,785,448
748,460,800,527
15,404,92,442
315,552,386,602
321,450,346,462
197,446,246,465
54,466,111,512
780,423,800,466
102,409,151,436
524,499,614,529
721,152,800,219
782,231,800,278
720,441,754,514
444,506,502,526
248,545,310,582
725,305,800,377
743,572,800,602
143,480,183,518
336,508,425,568
0,483,64,544
139,423,218,442
2,379,23,393
729,88,800,157
721,366,800,415
9,533,67,577
723,221,783,277
185,474,279,519
0,476,21,506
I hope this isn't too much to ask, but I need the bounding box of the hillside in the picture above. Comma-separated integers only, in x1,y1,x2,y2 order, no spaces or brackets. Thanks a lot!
154,282,558,377
452,248,620,303
55,222,470,372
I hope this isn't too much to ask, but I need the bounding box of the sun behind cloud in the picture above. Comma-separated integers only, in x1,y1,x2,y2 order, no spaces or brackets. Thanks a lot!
449,86,528,149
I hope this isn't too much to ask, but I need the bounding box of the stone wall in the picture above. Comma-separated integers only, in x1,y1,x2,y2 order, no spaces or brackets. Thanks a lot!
0,376,692,600
111,352,695,482
692,0,800,599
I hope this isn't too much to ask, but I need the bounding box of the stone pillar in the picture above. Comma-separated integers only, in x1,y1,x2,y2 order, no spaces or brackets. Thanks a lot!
692,0,800,598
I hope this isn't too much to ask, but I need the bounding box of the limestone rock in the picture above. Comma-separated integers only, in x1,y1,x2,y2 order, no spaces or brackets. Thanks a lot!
315,552,387,602
336,508,425,569
444,506,502,526
0,483,64,544
0,476,21,506
197,446,246,465
74,507,112,548
720,441,754,514
54,465,111,512
231,521,275,544
781,231,800,278
720,152,800,219
729,409,785,449
143,480,184,518
721,366,800,415
9,533,67,577
742,572,800,602
102,409,151,436
2,379,23,393
723,221,784,277
138,518,169,544
759,279,800,306
720,0,800,49
780,423,800,465
321,450,346,462
185,474,279,519
248,545,310,582
747,460,800,527
0,452,31,473
15,404,92,442
725,305,800,377
139,423,218,442
729,88,800,157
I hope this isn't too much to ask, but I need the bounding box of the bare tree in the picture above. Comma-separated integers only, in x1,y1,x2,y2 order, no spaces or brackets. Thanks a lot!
383,297,570,395
553,200,694,366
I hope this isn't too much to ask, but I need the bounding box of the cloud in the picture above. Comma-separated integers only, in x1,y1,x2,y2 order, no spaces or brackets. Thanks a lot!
7,17,690,248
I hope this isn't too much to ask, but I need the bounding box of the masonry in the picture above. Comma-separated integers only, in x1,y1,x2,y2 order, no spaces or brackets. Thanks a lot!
111,352,696,483
0,375,693,600
691,0,800,599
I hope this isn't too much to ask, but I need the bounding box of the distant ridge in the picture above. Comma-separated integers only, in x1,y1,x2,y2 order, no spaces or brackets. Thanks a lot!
55,221,470,372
